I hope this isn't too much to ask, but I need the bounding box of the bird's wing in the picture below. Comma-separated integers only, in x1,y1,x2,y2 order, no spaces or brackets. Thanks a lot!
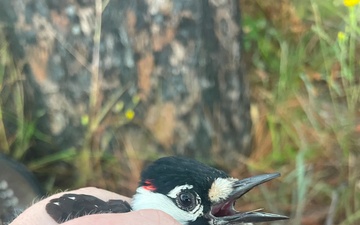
46,193,132,223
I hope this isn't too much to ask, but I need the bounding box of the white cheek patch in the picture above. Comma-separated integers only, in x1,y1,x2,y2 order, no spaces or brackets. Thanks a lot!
208,178,236,203
132,187,203,225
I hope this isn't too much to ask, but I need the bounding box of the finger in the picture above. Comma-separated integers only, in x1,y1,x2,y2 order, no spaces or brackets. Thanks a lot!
62,209,181,225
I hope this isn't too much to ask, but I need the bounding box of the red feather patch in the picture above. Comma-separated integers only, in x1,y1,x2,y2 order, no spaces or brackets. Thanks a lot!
143,179,157,191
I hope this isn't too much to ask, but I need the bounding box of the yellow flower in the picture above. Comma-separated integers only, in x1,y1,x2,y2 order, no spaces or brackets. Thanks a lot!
337,31,346,42
344,0,360,7
125,109,135,120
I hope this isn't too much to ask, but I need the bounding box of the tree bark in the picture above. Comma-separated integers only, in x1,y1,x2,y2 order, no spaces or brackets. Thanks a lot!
0,0,251,189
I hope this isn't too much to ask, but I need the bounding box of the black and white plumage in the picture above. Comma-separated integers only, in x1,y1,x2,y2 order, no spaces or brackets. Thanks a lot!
46,156,288,224
46,194,131,223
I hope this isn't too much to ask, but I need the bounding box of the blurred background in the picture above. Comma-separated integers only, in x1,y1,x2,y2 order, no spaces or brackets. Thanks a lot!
0,0,359,224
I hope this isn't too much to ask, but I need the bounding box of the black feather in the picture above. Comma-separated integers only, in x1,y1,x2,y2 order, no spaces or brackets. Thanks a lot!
46,194,131,223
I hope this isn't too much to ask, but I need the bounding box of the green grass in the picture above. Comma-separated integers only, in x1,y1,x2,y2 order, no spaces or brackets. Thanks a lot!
0,33,37,159
243,0,360,224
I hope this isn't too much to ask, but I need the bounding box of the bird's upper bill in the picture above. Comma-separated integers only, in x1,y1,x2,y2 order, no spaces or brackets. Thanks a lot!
207,173,288,224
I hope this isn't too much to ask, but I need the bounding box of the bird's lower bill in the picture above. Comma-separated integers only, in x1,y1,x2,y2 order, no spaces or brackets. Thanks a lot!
209,199,287,224
207,173,289,224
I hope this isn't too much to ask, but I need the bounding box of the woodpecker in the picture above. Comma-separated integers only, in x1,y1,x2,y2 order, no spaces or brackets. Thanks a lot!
46,156,288,224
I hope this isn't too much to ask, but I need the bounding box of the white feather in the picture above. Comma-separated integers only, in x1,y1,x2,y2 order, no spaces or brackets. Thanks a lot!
208,178,236,203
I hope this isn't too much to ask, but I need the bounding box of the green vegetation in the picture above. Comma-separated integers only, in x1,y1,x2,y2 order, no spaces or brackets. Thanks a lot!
242,0,360,224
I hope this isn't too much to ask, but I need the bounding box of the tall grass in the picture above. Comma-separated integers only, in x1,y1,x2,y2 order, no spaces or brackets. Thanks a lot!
0,32,35,159
244,0,360,224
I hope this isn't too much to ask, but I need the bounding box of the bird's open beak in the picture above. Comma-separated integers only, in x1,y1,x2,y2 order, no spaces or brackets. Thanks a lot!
207,173,288,224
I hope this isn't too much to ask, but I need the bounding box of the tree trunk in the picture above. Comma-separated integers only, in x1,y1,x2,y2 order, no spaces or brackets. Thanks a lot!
0,0,251,190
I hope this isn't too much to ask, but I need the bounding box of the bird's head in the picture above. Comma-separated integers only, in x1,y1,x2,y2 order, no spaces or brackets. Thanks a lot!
132,156,288,225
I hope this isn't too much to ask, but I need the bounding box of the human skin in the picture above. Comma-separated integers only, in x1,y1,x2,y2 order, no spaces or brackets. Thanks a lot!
10,187,181,225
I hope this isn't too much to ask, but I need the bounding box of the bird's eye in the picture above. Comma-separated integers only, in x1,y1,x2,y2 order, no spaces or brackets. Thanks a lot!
176,192,197,212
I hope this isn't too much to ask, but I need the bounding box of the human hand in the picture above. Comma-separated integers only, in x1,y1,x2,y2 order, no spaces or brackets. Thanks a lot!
10,187,181,225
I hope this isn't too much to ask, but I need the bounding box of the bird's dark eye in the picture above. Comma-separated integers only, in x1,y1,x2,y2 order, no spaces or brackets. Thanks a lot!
180,193,193,207
176,192,197,211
